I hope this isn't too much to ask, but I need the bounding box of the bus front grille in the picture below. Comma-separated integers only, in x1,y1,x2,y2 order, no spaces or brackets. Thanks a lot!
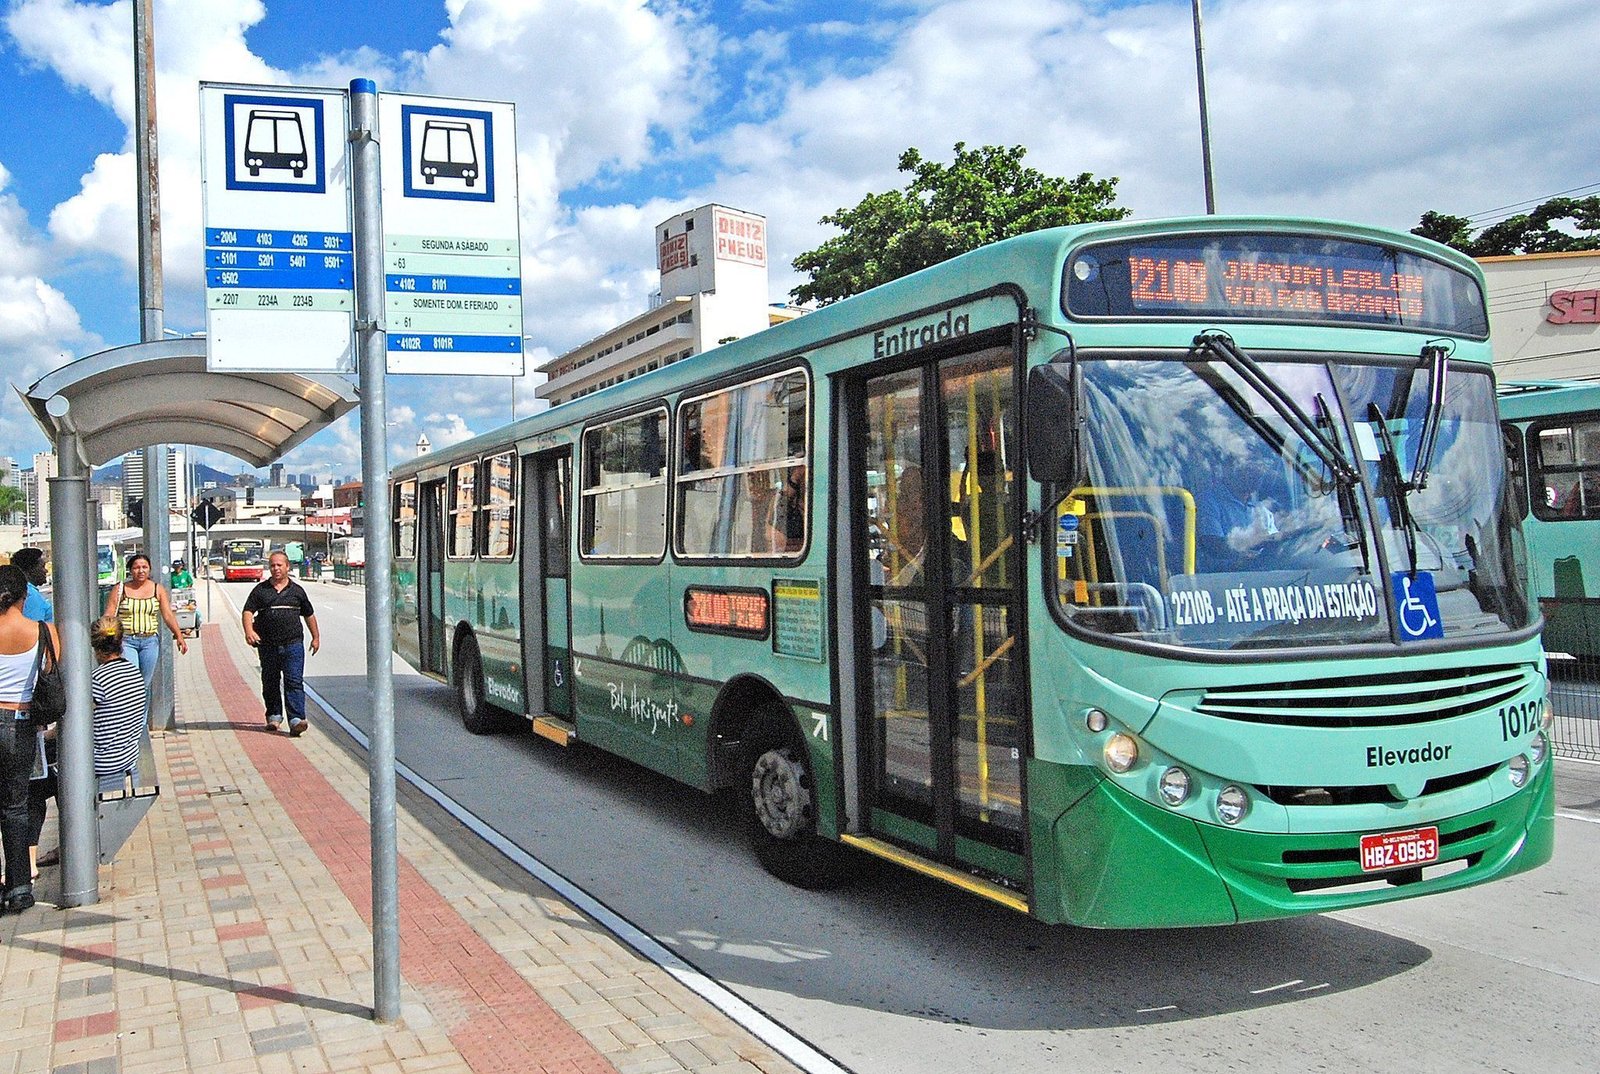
1258,764,1499,807
1194,664,1533,728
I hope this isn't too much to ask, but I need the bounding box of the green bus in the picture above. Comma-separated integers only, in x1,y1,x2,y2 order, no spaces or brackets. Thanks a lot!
389,217,1553,927
1500,379,1600,659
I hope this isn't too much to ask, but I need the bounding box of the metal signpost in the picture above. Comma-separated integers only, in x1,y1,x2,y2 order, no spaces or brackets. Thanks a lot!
199,84,355,373
379,94,522,376
198,77,521,1024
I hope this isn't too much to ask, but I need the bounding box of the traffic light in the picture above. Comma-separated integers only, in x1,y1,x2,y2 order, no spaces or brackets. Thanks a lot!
127,498,143,526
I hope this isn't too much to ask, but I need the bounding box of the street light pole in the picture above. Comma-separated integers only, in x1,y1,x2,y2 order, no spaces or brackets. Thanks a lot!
1192,0,1217,215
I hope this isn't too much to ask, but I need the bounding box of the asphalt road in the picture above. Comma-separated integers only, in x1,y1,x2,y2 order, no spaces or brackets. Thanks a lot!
215,578,1600,1074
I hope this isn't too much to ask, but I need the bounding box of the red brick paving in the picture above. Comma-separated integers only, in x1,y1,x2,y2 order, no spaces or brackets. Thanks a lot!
204,626,619,1074
55,1010,118,1042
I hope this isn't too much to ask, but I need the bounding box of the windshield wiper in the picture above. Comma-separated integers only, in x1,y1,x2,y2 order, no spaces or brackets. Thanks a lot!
1317,392,1371,573
1409,343,1450,491
1368,401,1419,577
1190,331,1360,487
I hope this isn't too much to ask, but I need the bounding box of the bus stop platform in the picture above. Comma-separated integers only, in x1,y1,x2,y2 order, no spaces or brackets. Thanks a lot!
0,617,804,1074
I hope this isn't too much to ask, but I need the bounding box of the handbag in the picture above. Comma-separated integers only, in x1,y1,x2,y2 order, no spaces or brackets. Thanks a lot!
28,622,65,726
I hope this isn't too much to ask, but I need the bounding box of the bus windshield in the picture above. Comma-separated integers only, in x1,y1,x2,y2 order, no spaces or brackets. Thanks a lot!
227,541,263,565
1050,354,1531,651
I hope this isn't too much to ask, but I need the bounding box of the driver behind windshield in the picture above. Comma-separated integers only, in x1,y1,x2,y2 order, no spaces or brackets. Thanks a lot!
1196,453,1284,571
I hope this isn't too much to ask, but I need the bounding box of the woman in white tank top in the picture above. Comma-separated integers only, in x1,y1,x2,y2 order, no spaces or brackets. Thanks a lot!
0,563,59,912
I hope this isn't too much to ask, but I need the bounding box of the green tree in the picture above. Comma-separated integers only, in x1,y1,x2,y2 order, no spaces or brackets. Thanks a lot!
791,143,1128,305
1413,196,1600,257
0,484,23,526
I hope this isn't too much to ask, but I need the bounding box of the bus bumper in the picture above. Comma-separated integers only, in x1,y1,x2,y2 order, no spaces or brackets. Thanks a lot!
1030,759,1555,928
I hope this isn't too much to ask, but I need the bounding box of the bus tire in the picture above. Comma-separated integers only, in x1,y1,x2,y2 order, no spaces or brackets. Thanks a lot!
454,635,499,735
740,708,852,890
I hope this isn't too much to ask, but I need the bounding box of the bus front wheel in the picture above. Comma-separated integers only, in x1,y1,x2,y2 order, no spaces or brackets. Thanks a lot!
740,709,852,889
454,635,499,735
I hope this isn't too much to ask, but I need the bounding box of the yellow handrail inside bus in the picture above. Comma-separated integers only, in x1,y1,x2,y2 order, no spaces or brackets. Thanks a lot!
1057,487,1198,601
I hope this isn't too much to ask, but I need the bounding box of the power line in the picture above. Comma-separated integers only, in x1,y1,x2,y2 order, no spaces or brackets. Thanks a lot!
1465,181,1600,225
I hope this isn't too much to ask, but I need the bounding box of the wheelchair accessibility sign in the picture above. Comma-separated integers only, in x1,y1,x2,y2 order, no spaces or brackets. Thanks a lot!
1391,571,1444,641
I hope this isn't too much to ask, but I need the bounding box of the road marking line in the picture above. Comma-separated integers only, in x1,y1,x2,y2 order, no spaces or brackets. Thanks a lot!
1556,811,1600,825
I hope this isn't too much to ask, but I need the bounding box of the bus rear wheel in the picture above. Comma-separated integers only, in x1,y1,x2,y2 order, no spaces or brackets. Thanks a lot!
454,635,500,735
740,709,852,889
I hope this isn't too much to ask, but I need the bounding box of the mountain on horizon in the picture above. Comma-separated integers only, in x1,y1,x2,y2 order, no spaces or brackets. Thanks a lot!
94,459,258,489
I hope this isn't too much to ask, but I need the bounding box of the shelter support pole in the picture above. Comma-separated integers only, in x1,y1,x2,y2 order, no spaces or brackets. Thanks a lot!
47,410,99,907
350,77,400,1023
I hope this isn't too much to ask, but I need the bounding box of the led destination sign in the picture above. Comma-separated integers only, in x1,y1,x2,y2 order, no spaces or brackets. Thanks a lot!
1065,232,1488,336
684,586,769,638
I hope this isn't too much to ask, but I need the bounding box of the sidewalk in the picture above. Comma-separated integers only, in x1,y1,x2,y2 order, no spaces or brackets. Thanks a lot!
0,613,806,1074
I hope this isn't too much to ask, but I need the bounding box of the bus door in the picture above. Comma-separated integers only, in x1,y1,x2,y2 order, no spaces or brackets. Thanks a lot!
851,343,1027,867
520,450,573,719
418,479,447,678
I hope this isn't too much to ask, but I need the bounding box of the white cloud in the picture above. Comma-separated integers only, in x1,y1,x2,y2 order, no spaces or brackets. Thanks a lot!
696,0,1600,284
422,411,476,448
0,159,100,461
7,0,1599,471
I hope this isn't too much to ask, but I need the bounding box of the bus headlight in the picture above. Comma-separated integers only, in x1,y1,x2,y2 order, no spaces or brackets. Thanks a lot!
1508,754,1530,788
1216,785,1250,825
1540,697,1554,734
1530,732,1548,766
1085,708,1109,733
1104,732,1139,773
1158,767,1191,806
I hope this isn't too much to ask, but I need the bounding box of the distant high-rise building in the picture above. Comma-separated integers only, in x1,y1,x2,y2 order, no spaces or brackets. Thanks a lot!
122,448,189,510
270,463,284,487
27,452,58,530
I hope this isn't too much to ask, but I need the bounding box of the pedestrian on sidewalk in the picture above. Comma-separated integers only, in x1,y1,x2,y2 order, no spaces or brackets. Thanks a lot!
88,616,148,792
241,550,321,737
103,552,188,696
11,548,53,623
0,564,60,911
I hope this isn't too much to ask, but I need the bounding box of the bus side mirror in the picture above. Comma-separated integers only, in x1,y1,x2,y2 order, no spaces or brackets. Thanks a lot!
1026,364,1077,482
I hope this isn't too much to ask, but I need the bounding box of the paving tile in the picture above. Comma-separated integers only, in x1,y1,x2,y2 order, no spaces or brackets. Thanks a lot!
0,616,809,1074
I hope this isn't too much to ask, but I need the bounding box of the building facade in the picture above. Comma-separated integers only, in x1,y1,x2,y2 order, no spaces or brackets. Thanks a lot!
1481,251,1600,383
534,204,807,406
26,452,57,531
121,448,191,511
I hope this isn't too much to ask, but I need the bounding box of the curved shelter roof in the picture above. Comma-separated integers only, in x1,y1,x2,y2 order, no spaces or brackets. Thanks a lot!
20,337,359,468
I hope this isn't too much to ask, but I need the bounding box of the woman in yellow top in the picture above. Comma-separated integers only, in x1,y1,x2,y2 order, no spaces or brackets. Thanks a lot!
103,553,188,690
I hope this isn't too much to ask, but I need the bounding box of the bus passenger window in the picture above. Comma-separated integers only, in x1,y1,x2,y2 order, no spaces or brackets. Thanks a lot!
674,368,809,558
1532,419,1600,521
581,408,668,558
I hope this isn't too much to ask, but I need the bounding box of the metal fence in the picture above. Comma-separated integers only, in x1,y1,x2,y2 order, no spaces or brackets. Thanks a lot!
1548,653,1599,761
330,563,365,587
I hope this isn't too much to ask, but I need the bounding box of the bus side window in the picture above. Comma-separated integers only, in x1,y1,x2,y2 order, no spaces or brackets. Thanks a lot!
1532,419,1600,521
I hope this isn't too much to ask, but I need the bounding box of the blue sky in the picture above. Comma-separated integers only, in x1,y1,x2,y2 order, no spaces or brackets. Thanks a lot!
2,0,1598,481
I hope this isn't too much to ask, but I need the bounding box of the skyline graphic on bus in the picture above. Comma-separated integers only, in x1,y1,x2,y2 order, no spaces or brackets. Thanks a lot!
419,119,478,186
243,108,308,178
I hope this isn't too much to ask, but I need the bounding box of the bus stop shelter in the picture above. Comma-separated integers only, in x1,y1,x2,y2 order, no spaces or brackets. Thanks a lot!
17,335,359,906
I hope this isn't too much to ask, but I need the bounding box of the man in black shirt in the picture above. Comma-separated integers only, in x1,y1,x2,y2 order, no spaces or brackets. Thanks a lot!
241,551,321,736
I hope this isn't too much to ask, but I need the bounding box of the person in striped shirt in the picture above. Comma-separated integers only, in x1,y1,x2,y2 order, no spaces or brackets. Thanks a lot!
90,617,147,794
